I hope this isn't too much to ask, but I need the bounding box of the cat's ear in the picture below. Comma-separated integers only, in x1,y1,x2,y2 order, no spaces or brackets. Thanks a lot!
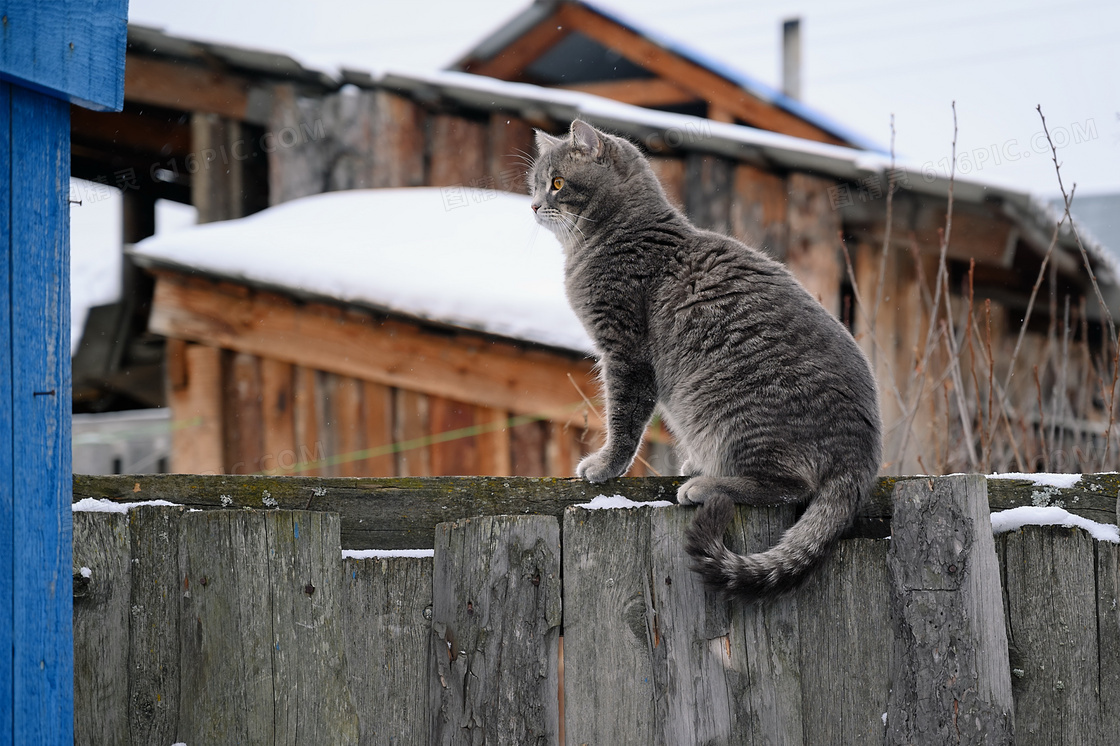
535,129,564,153
570,119,605,159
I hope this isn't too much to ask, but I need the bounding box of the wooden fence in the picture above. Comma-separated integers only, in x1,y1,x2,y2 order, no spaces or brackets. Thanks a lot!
72,474,1120,745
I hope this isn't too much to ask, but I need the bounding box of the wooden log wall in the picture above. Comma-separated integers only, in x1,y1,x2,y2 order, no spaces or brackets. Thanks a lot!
72,475,1120,744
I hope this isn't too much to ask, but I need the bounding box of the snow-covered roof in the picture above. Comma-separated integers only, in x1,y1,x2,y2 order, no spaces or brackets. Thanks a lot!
129,188,594,354
369,67,1117,283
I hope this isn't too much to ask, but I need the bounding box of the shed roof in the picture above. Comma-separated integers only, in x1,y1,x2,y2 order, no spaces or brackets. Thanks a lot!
129,188,592,354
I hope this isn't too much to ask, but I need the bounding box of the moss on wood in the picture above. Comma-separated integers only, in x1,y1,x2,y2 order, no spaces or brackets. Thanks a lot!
73,473,1119,550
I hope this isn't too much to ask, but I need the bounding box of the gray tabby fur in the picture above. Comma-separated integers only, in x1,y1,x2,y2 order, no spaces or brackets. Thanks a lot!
530,120,882,600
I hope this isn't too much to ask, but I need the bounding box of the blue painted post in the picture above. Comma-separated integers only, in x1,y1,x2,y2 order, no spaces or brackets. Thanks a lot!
0,1,128,741
1,82,73,745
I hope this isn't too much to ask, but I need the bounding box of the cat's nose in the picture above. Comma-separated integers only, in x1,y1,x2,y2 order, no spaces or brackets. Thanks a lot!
531,202,540,212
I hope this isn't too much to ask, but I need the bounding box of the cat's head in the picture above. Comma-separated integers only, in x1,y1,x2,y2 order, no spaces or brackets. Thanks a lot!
529,120,647,243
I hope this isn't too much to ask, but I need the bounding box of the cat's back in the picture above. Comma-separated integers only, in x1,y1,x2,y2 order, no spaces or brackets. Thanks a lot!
650,229,878,423
653,229,828,342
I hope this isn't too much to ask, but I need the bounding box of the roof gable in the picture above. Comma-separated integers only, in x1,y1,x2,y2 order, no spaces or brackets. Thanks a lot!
451,0,877,149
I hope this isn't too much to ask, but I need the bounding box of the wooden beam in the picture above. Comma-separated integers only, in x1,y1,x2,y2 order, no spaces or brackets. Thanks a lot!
787,172,843,317
361,382,397,476
428,114,488,188
125,55,251,121
259,358,297,475
463,18,572,81
72,473,1120,551
222,351,264,474
168,343,224,474
148,273,601,426
556,4,846,146
476,406,513,476
648,156,686,207
71,105,192,162
488,113,535,194
731,163,788,261
394,390,431,477
557,78,699,108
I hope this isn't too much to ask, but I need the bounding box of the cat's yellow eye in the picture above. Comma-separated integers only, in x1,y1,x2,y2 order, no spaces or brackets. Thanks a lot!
551,176,565,191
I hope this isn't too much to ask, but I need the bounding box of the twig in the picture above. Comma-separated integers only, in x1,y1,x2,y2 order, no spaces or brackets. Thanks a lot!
1037,105,1116,346
869,114,897,370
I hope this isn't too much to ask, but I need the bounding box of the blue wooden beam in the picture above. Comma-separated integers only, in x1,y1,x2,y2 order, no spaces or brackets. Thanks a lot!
0,0,129,111
2,80,74,745
1,1,128,740
0,81,13,742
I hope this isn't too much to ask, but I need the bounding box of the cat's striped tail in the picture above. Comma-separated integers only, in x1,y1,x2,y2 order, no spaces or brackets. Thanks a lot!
683,476,861,599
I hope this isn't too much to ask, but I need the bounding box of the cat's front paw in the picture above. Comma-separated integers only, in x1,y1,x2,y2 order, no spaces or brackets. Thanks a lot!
576,450,626,483
677,476,716,506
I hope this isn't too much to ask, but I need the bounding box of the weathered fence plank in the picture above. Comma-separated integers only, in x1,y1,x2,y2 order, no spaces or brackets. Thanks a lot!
723,504,806,743
799,538,892,745
429,514,561,745
73,474,1119,550
72,512,131,746
342,555,433,746
563,505,659,744
649,505,736,744
999,524,1120,745
177,510,359,744
1098,540,1120,741
128,505,186,744
887,475,1013,745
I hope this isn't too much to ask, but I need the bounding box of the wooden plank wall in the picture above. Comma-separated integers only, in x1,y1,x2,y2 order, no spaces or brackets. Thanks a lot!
168,341,591,477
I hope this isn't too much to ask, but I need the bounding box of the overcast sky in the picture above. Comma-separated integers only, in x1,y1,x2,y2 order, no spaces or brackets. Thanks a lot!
125,0,1119,196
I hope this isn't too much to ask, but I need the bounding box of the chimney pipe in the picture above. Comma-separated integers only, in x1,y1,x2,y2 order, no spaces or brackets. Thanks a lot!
782,17,801,101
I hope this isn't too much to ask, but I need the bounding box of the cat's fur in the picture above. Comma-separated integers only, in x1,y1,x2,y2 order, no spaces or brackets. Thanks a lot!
530,120,882,600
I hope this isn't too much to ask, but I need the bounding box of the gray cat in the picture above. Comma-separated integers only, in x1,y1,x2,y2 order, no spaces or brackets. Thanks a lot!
530,119,882,599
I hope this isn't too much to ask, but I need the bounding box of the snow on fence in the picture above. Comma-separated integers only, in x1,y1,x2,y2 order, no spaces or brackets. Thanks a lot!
71,474,1120,745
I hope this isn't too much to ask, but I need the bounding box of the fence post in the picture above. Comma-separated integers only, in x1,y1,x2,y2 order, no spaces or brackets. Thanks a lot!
72,511,131,746
429,514,561,744
886,475,1013,744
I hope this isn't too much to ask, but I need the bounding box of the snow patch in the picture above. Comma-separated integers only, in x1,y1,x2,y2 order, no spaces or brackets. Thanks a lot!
988,472,1082,489
991,506,1119,543
577,494,673,510
342,549,435,559
72,498,179,514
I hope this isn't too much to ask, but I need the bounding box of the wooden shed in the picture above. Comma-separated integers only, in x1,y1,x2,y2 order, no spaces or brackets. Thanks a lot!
131,188,629,478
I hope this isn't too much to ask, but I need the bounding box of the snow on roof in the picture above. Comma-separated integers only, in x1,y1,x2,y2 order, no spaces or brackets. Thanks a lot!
373,68,1116,282
130,188,594,354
